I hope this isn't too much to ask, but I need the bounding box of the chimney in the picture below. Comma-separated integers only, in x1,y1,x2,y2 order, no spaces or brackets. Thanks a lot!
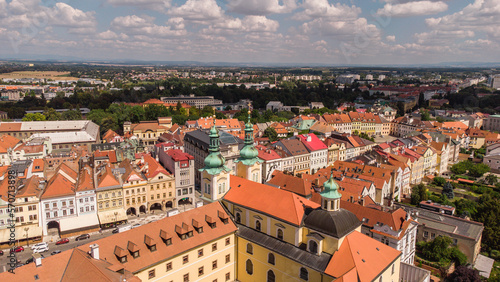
90,244,99,260
34,253,42,267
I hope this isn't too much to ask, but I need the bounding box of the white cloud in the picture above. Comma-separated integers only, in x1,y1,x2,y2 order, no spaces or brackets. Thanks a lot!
386,35,396,42
51,3,97,33
111,15,186,37
167,0,224,24
376,1,448,17
227,0,297,15
107,0,171,11
293,0,360,21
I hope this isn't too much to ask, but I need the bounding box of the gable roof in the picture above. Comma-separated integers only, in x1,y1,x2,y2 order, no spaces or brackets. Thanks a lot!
42,173,76,199
297,134,328,152
0,134,21,153
325,231,401,281
224,175,320,226
267,171,314,198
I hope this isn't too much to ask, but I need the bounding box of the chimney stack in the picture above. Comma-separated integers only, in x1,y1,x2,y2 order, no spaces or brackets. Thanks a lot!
90,244,99,260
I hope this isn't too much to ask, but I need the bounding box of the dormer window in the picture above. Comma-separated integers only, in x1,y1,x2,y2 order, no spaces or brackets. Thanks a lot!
218,210,229,224
206,215,217,228
144,235,157,252
160,229,172,246
127,241,140,258
192,219,203,233
114,246,127,263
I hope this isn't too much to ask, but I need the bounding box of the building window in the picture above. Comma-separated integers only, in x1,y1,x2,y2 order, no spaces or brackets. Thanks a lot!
246,259,253,275
267,270,276,282
225,273,230,281
183,255,189,264
198,249,203,257
255,220,261,231
183,273,189,282
246,243,253,254
225,237,230,246
225,254,230,263
300,267,308,281
148,269,155,279
277,229,283,240
268,253,275,265
391,264,395,275
198,266,204,276
308,240,318,253
166,262,172,271
212,260,217,270
235,212,241,223
212,243,217,252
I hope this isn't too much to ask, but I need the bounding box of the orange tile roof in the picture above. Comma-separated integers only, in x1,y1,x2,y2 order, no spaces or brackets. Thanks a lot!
267,171,314,197
76,165,94,192
97,164,121,188
224,175,320,226
0,134,20,153
42,173,76,199
17,175,44,198
0,123,22,132
0,248,140,281
341,200,407,230
325,231,401,281
32,159,45,173
102,129,121,143
94,150,118,163
196,118,242,130
139,154,170,179
76,202,237,273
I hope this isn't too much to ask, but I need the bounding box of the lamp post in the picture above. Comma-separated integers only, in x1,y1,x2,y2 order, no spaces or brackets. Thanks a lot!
24,227,29,247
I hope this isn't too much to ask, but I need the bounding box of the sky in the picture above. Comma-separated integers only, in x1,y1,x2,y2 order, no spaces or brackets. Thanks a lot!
0,0,499,65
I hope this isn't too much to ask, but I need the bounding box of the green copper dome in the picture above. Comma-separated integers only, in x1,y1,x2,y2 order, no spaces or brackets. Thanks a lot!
199,125,231,175
236,114,263,166
320,173,342,199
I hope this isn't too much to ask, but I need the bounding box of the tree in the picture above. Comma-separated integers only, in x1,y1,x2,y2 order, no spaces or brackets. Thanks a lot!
264,127,278,142
22,113,46,121
443,181,454,199
446,265,481,282
61,109,82,120
201,105,215,117
419,236,468,266
468,163,490,178
433,176,446,186
485,174,497,185
420,110,431,121
411,184,428,205
43,108,61,121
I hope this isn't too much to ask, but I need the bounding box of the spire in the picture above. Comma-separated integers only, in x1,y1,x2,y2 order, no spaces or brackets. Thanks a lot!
236,106,263,166
320,170,342,209
199,117,231,175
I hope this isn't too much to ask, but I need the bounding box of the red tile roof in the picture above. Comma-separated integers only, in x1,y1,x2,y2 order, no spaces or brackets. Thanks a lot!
42,173,76,199
267,171,314,198
0,134,20,153
297,134,328,151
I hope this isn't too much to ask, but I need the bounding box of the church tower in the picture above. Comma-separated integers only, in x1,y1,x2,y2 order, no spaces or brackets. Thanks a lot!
320,172,342,211
199,125,231,202
235,113,263,182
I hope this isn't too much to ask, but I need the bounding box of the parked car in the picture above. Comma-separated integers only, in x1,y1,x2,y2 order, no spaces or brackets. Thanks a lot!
56,238,69,245
51,250,61,255
10,246,24,253
31,242,48,250
33,246,49,253
75,234,90,241
112,228,119,234
117,224,132,233
0,250,3,256
131,223,141,229
25,257,34,264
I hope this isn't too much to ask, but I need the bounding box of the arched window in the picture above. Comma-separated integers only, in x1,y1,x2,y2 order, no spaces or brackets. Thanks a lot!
308,240,318,254
277,229,284,240
268,253,275,265
267,270,275,282
246,243,253,254
235,213,241,223
255,220,261,231
300,267,308,281
246,259,253,275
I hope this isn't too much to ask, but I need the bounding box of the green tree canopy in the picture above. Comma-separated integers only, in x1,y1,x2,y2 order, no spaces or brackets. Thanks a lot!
22,113,46,121
264,126,278,142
